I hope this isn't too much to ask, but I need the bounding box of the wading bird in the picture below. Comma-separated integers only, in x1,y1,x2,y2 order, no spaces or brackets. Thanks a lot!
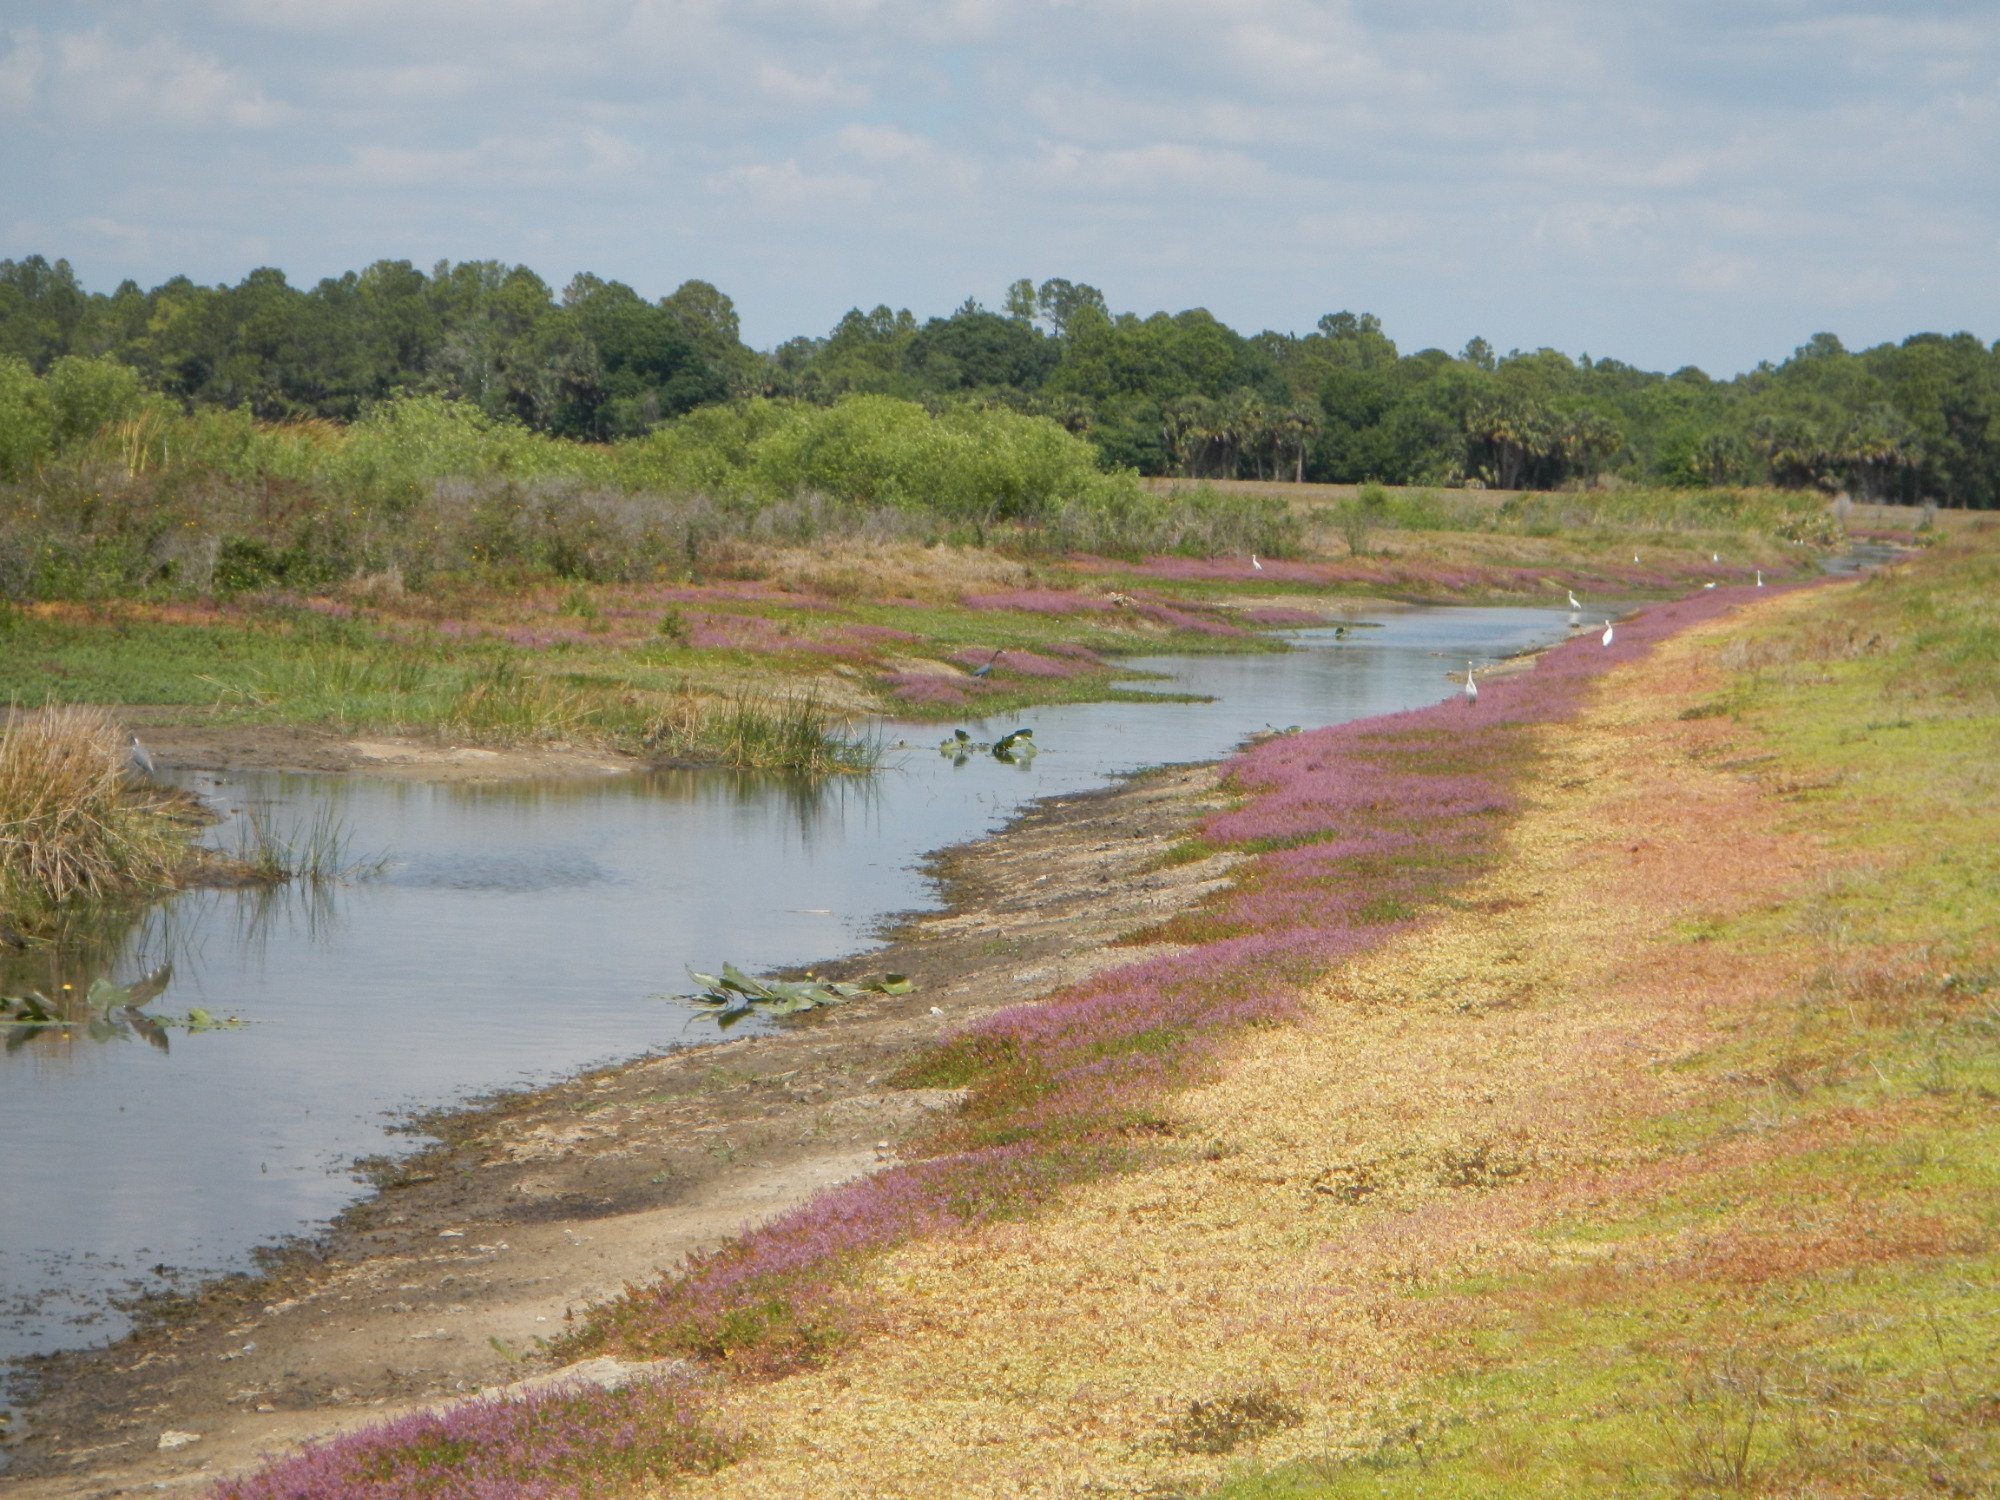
970,648,1004,679
1601,619,1615,647
1756,569,1764,587
128,733,156,779
1567,589,1582,610
1251,553,1263,571
1712,552,1720,564
1463,662,1478,706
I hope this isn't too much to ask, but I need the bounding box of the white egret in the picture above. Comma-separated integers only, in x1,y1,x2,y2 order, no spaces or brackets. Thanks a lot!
1463,662,1478,706
1756,569,1764,587
1567,589,1582,610
1601,619,1615,647
1712,552,1720,564
1251,553,1263,571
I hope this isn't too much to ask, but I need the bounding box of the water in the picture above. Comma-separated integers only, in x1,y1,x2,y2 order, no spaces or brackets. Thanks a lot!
0,604,1576,1379
1819,540,1905,575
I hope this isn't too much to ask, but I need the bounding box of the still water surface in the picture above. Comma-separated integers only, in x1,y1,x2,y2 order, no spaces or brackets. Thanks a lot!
0,605,1579,1378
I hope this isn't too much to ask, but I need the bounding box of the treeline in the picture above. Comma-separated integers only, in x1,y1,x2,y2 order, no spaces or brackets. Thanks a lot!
3,256,1998,505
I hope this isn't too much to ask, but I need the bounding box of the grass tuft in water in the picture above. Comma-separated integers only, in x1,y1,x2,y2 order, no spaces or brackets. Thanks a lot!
229,806,386,885
646,686,877,774
0,704,194,927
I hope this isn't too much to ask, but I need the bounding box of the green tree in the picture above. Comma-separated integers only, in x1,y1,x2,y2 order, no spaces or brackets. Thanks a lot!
1034,279,1108,338
659,279,759,396
0,256,87,370
0,356,55,479
903,307,1055,391
42,355,147,447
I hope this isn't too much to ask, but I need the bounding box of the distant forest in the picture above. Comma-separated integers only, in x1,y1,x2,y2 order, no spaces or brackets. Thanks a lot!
3,254,1996,506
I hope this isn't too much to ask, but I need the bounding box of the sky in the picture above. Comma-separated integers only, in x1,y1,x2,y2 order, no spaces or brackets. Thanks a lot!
2,0,1996,375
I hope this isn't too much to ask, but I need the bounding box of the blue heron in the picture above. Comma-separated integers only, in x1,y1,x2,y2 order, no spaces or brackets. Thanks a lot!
128,734,156,778
970,648,1004,679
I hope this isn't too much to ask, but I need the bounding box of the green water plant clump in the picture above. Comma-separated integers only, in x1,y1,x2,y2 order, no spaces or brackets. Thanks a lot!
673,962,913,1026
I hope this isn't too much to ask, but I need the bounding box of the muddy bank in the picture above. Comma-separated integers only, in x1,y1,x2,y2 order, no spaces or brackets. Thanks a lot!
4,756,1239,1496
124,716,639,781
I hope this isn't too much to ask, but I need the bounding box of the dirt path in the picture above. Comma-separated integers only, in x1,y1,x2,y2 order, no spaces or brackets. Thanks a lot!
3,752,1241,1497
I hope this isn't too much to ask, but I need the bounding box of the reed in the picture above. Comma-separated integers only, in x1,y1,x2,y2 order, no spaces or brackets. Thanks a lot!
0,705,190,921
229,805,385,885
647,685,877,774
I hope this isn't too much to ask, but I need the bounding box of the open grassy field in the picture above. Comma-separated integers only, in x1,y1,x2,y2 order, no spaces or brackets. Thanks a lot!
1,490,1829,774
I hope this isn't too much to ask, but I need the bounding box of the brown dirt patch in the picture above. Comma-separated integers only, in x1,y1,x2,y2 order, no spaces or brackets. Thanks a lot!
123,716,640,781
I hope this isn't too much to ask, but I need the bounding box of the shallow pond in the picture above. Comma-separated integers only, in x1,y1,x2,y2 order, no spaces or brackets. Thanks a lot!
0,603,1585,1381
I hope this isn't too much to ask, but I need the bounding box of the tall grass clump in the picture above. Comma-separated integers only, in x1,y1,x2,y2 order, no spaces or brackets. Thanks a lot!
0,705,191,921
648,687,876,774
447,659,595,744
230,805,385,885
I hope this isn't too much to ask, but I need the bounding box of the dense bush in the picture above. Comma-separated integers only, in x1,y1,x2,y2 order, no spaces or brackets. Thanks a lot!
2,383,1310,598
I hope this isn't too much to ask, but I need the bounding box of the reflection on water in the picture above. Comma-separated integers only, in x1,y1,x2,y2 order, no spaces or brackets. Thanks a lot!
1,603,1583,1381
1,963,177,1056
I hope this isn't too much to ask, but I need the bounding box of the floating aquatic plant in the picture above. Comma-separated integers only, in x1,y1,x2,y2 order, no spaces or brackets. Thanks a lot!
936,726,1037,765
672,962,912,1026
0,962,244,1052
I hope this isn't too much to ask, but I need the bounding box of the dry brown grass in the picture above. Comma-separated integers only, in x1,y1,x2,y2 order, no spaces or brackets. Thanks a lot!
0,704,193,918
743,540,1041,602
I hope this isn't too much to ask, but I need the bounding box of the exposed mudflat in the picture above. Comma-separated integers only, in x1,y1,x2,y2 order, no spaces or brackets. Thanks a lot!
4,754,1239,1497
124,715,639,781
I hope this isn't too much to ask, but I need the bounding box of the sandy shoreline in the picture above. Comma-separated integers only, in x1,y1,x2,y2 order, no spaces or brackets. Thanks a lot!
122,717,641,782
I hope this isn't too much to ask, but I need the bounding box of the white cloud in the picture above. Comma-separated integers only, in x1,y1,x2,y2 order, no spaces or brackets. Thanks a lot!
340,143,483,188
833,123,931,163
581,126,645,176
756,60,869,108
0,28,43,111
75,215,154,255
703,157,875,214
0,25,288,128
330,62,484,103
1033,140,1291,199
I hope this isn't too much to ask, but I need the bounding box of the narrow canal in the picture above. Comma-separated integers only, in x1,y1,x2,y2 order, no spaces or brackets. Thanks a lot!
0,604,1581,1384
